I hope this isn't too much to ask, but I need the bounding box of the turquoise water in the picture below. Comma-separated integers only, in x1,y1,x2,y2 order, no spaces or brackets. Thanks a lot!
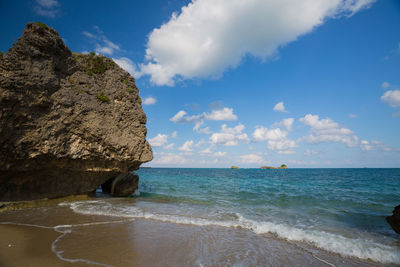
69,168,400,264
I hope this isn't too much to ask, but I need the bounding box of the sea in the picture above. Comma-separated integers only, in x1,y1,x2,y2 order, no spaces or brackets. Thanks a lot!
1,168,399,266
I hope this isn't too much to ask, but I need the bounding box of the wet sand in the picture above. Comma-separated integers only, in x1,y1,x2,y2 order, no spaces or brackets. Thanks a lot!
0,199,394,267
0,224,76,267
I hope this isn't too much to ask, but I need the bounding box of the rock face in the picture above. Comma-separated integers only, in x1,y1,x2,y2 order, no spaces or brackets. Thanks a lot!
101,173,139,197
0,22,153,201
386,205,400,234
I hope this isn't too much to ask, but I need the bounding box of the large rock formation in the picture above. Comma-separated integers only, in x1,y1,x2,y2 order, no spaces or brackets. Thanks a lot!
0,22,152,201
386,205,400,234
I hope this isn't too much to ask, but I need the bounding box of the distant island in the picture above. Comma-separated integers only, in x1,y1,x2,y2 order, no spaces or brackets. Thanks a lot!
260,164,288,169
231,166,240,169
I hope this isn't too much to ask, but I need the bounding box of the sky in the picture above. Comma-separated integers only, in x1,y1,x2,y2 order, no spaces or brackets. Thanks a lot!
1,0,400,168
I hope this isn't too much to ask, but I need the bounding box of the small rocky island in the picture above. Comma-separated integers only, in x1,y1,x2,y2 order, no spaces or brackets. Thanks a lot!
260,165,288,169
0,22,152,201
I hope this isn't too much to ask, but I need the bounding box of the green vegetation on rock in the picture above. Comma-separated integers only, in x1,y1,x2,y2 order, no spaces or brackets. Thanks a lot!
91,56,108,74
96,91,110,102
34,21,49,29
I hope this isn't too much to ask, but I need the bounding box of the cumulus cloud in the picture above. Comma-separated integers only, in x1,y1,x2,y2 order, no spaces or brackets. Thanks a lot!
199,147,212,154
178,140,194,152
304,149,321,156
210,124,249,146
83,26,121,56
268,139,297,152
221,124,245,134
213,151,226,157
252,126,296,153
205,108,237,121
272,118,295,131
360,140,392,151
143,96,157,105
300,114,359,147
253,127,287,141
148,134,169,147
193,121,211,134
240,154,264,164
170,106,237,133
112,57,141,78
273,102,287,112
34,0,60,17
154,153,186,164
210,132,249,146
137,0,374,86
164,143,175,150
381,90,400,108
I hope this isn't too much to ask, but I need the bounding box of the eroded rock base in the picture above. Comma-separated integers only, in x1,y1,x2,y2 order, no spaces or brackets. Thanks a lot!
102,172,139,197
0,169,118,201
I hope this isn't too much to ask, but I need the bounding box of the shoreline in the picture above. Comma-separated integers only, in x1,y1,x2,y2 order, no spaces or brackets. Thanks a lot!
0,198,392,267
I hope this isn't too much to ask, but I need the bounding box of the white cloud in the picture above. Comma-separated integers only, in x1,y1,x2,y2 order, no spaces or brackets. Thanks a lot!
154,153,186,164
170,110,187,122
83,26,121,56
304,149,320,156
253,127,287,141
240,154,264,164
143,96,157,105
164,143,175,150
213,151,226,157
178,140,194,152
210,132,249,146
204,108,237,121
210,124,249,146
170,106,238,134
360,140,392,151
196,126,211,134
137,0,374,86
199,147,212,154
193,121,211,134
252,126,297,153
221,123,245,134
273,102,287,113
148,134,168,147
381,90,400,108
277,150,296,154
171,131,178,138
113,57,141,78
195,139,207,147
300,114,359,147
267,139,297,152
34,0,60,17
381,81,390,89
273,118,295,131
210,133,237,146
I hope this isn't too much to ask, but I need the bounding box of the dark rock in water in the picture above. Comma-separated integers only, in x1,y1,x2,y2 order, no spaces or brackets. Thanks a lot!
102,172,139,197
386,205,400,234
0,22,152,201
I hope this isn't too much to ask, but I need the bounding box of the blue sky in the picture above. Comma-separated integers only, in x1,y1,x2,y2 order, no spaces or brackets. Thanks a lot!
1,0,400,167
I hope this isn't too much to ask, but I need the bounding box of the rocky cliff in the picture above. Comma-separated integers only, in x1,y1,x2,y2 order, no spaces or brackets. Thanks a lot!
0,22,153,201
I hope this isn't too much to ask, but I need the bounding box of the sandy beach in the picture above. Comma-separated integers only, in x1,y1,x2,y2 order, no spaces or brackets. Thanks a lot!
0,197,391,267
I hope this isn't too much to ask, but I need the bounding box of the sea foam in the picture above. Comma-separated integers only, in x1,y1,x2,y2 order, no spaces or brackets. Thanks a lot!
60,200,400,264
